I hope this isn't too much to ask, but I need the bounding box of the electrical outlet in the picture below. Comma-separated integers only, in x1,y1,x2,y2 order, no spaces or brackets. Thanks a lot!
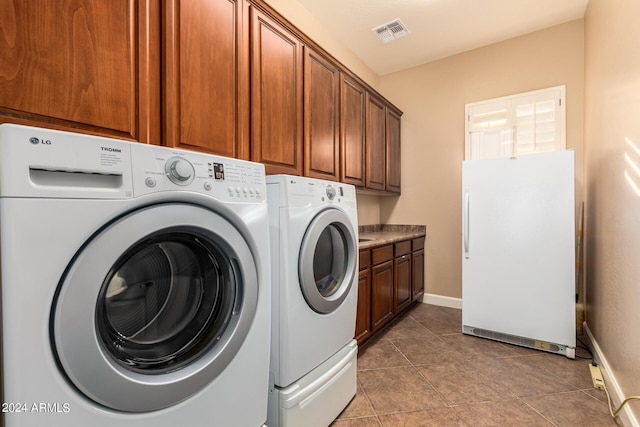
589,364,606,390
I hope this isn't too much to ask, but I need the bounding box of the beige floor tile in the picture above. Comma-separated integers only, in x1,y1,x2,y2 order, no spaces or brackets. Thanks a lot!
523,390,619,426
337,385,376,419
357,338,412,370
417,360,517,405
409,305,462,336
390,336,466,366
333,304,616,427
358,366,447,415
382,315,440,340
438,333,521,360
377,407,466,426
523,352,595,389
330,416,382,426
452,399,555,426
468,354,579,396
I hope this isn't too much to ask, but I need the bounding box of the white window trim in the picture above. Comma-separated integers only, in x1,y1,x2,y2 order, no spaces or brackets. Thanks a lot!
464,85,566,160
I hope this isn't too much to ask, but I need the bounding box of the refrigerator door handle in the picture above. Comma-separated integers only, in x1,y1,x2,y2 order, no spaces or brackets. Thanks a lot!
463,188,470,259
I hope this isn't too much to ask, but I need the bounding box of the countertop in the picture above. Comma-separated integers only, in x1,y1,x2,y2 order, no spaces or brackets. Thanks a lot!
358,224,426,250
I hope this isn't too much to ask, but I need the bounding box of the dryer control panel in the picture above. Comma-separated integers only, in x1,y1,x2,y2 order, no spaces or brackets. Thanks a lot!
131,144,266,202
266,175,357,212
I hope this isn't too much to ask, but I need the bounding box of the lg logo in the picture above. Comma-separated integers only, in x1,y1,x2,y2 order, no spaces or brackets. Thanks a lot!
29,137,52,145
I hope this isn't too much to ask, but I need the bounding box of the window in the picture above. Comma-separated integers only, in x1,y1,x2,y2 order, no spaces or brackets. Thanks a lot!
465,85,566,160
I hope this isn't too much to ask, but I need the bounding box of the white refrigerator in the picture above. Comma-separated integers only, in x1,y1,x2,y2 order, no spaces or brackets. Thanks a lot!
462,150,576,358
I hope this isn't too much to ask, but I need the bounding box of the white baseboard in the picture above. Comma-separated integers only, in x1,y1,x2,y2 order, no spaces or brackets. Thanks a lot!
419,293,462,309
583,322,639,427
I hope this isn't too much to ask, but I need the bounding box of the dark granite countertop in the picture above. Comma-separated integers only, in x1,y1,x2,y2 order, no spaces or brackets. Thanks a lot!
358,224,426,250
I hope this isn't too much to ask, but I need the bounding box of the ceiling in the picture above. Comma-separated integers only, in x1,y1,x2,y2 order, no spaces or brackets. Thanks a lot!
295,0,588,76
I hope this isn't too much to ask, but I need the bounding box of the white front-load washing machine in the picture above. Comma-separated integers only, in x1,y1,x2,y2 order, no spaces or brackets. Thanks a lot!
266,175,358,427
0,124,270,427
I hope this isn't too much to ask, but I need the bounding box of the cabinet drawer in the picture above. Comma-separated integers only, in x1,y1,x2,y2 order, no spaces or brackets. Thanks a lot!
412,237,425,251
395,240,411,257
359,249,371,270
371,245,393,265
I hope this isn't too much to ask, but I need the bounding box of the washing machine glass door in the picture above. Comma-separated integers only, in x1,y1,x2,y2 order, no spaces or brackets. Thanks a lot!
298,208,357,314
52,204,259,412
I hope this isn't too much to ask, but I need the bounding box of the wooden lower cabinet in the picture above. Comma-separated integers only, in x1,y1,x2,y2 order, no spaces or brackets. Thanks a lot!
355,249,372,344
412,237,425,301
356,237,425,346
394,240,412,312
394,257,412,313
355,268,372,344
371,259,394,332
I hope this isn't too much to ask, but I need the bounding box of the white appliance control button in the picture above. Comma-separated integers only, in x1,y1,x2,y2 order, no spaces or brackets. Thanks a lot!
204,182,212,191
228,186,235,193
145,177,156,188
165,157,195,185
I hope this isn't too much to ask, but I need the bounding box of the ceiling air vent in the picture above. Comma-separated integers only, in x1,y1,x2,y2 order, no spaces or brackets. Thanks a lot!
372,18,409,43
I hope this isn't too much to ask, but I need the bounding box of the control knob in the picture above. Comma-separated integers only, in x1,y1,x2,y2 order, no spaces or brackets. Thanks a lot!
326,185,336,200
165,156,195,185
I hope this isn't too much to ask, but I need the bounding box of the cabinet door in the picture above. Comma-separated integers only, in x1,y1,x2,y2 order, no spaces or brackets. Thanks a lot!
386,106,402,193
394,253,412,312
365,93,386,190
340,74,366,187
304,48,339,181
412,248,425,301
250,8,303,175
371,259,394,331
0,0,160,142
355,267,372,344
163,0,248,158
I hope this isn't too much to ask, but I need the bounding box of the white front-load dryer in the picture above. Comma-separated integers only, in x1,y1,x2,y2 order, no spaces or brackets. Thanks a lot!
0,124,270,427
266,175,358,427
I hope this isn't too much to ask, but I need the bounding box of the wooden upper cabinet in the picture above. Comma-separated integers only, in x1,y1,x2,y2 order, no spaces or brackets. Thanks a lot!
304,47,340,181
365,93,386,191
250,7,303,175
0,0,160,142
163,0,248,158
386,105,402,193
340,74,366,187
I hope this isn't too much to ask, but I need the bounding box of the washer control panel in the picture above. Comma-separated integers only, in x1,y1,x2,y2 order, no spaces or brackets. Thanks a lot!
0,124,266,202
131,144,265,202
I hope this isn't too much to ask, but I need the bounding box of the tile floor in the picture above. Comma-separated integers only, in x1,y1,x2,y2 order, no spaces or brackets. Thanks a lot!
332,303,621,426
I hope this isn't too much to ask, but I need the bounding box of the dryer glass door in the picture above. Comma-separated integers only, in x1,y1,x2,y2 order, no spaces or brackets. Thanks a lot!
52,204,259,412
299,208,357,314
96,232,234,374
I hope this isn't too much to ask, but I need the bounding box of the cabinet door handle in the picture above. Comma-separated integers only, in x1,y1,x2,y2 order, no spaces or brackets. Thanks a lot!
463,188,470,259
